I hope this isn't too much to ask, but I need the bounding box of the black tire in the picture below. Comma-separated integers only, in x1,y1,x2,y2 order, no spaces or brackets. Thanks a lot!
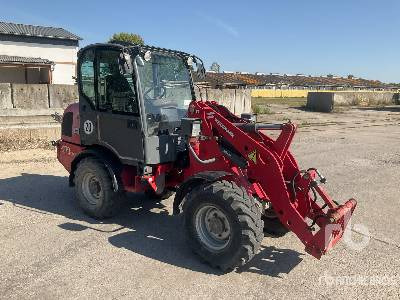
74,157,123,219
145,189,174,201
183,180,264,271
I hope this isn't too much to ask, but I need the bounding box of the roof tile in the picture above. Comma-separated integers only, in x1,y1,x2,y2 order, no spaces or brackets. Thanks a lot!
0,55,54,65
0,21,81,40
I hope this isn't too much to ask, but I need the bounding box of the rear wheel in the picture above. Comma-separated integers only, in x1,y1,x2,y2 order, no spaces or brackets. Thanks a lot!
74,157,123,219
184,180,263,271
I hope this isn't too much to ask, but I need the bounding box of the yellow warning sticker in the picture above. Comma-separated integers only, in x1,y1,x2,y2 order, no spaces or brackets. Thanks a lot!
248,149,257,164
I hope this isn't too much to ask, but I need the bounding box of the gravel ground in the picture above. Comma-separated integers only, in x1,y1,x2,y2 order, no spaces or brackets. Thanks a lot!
0,105,399,299
0,138,53,152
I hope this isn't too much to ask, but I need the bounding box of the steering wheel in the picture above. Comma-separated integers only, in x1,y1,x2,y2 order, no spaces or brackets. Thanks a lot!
144,84,166,100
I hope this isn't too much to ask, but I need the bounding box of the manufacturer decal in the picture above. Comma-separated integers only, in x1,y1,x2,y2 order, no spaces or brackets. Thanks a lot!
248,149,257,164
215,118,234,138
61,145,75,156
206,112,215,119
83,120,94,135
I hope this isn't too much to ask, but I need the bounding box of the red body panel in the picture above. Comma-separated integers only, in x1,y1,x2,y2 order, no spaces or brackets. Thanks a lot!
57,140,85,173
62,103,81,145
57,103,84,173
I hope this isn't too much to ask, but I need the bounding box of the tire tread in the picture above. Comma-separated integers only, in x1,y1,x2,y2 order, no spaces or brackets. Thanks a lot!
184,180,264,271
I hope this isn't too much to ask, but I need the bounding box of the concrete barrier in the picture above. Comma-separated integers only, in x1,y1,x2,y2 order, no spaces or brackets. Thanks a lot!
12,84,49,109
49,84,79,108
334,92,396,106
1,87,251,143
235,89,251,115
0,84,78,110
307,92,334,112
3,84,250,114
252,89,310,98
3,84,249,117
307,92,398,112
195,87,252,115
252,89,400,99
395,93,400,105
213,89,236,112
0,83,12,109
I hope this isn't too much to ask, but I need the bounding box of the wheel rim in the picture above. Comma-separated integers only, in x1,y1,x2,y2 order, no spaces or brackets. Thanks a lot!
81,172,102,205
195,204,231,252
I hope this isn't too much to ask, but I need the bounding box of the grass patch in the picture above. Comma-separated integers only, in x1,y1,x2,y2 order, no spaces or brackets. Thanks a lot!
299,121,311,127
252,97,307,107
252,104,274,115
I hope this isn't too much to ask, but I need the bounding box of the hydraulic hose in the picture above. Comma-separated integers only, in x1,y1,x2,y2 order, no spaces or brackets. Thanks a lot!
188,143,216,164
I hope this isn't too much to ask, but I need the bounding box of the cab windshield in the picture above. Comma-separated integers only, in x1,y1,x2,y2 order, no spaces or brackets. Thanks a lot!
136,53,193,135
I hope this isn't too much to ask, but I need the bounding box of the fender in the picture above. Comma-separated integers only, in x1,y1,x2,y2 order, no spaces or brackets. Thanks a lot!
173,171,232,215
69,148,122,192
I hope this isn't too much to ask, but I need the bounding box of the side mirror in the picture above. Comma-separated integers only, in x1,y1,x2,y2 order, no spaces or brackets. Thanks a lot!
191,57,205,79
196,61,206,79
118,51,134,75
135,55,145,67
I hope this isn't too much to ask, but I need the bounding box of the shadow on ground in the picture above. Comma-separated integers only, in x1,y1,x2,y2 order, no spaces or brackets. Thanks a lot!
0,173,302,277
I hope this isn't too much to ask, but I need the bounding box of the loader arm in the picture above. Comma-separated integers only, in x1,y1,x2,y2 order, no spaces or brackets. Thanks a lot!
187,100,357,258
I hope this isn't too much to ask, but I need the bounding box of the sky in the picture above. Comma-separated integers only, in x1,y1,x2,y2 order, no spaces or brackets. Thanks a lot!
0,0,399,83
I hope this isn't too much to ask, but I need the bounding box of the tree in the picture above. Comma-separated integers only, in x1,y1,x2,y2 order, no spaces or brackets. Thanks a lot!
109,32,144,45
210,62,220,73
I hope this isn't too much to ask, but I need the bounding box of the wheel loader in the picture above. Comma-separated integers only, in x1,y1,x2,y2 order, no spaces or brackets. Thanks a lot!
56,42,357,271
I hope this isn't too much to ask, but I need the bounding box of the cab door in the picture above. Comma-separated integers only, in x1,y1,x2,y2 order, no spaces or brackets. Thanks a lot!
79,46,144,165
96,48,144,164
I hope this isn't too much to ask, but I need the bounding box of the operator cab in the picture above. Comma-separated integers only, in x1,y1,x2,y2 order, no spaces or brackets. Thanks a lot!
75,43,205,166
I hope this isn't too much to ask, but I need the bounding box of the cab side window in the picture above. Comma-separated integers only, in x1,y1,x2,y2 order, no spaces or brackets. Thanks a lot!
97,50,138,114
80,49,96,107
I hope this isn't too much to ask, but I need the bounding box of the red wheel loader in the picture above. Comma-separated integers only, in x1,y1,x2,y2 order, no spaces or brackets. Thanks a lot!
56,42,357,271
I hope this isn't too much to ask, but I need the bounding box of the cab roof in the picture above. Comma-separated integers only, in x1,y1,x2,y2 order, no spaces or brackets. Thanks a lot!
79,42,194,59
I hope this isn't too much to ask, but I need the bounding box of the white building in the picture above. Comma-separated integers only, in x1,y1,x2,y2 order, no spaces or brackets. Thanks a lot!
0,21,81,85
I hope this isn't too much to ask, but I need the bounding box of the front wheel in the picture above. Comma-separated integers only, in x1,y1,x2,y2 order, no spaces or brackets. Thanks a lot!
183,180,264,271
